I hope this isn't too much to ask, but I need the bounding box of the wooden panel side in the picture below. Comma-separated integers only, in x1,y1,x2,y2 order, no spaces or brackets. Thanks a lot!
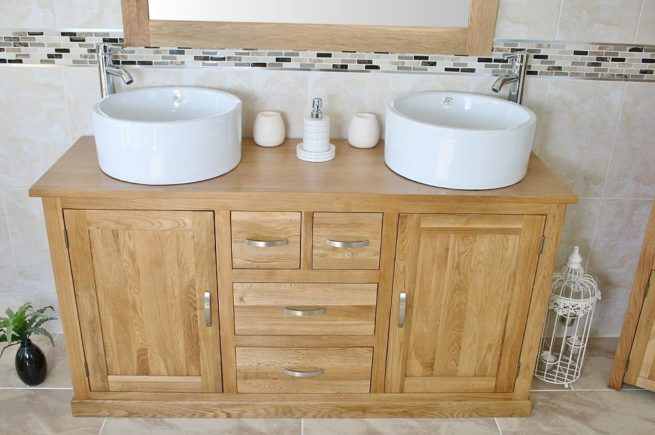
149,20,469,54
610,203,655,389
313,212,383,270
625,273,655,387
121,0,150,46
466,0,499,55
404,377,497,393
41,198,91,398
64,209,110,392
231,211,301,269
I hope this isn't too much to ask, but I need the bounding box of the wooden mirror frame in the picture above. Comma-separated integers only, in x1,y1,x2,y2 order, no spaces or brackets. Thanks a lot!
121,0,499,55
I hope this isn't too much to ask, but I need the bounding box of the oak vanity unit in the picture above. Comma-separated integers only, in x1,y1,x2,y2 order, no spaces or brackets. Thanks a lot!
30,137,576,418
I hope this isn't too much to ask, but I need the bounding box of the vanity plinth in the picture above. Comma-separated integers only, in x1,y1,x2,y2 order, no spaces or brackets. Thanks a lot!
30,137,576,418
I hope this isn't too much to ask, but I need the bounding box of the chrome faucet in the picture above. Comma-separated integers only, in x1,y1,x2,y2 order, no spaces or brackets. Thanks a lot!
491,51,529,104
96,43,134,98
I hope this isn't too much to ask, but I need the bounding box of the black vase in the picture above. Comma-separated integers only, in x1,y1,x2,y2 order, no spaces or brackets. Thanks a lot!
15,339,47,386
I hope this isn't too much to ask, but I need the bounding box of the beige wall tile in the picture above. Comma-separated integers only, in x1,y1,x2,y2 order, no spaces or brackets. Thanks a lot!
304,418,499,435
4,189,56,295
388,74,470,101
54,0,122,28
495,0,562,40
557,0,643,42
0,0,55,28
0,68,72,188
518,77,551,155
307,72,390,139
588,199,652,295
0,191,17,294
536,79,624,197
603,83,655,199
557,199,602,268
592,290,631,337
636,0,655,43
63,67,101,140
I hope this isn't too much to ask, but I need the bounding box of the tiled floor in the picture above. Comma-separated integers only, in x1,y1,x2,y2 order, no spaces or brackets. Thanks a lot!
1,336,654,434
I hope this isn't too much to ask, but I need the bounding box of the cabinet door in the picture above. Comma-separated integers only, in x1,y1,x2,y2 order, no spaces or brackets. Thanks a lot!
64,210,222,393
625,272,655,391
386,214,545,393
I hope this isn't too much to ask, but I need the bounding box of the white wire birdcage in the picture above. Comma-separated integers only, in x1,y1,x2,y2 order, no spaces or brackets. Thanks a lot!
534,246,601,387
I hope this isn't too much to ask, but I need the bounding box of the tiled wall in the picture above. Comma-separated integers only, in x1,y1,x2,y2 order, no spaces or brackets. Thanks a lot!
1,0,654,336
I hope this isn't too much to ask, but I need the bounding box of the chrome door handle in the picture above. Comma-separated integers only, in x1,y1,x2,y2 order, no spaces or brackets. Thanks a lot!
244,238,289,248
204,291,211,327
398,292,407,327
325,239,369,249
283,368,325,378
284,307,327,316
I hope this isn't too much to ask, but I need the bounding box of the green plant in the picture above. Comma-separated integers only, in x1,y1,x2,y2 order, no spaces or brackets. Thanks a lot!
0,303,56,358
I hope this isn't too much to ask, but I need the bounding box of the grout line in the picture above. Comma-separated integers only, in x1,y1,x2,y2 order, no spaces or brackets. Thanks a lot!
0,387,73,390
494,417,504,435
633,0,646,44
554,0,565,40
300,417,304,435
98,417,107,435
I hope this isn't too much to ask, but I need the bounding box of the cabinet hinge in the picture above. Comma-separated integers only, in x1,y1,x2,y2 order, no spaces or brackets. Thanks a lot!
516,362,521,379
64,229,69,249
538,235,545,254
84,361,89,377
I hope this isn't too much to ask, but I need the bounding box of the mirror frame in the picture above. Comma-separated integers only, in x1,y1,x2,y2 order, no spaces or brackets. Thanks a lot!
121,0,498,55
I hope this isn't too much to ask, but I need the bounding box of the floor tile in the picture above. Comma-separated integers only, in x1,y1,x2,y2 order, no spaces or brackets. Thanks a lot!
303,418,500,435
572,337,622,391
0,389,104,435
497,390,655,434
101,418,300,434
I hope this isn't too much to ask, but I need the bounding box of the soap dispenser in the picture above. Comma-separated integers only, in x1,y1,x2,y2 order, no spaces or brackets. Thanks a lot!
297,97,336,162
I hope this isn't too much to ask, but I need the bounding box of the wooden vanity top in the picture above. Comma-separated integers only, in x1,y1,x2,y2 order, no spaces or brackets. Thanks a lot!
30,136,576,204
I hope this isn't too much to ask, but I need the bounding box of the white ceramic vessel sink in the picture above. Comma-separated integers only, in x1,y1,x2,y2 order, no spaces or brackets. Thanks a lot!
93,86,242,185
385,91,536,190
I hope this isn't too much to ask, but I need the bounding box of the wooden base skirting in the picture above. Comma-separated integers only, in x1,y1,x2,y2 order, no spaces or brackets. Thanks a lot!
71,396,532,418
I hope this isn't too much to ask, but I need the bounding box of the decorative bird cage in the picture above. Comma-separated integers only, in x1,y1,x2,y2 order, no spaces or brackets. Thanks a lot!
534,246,601,387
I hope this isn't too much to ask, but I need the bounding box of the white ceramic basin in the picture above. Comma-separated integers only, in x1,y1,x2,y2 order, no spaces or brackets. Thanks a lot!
93,86,242,185
385,91,536,190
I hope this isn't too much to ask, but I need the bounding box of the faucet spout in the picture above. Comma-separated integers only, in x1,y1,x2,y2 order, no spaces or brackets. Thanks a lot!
97,43,133,98
491,75,518,93
490,51,529,104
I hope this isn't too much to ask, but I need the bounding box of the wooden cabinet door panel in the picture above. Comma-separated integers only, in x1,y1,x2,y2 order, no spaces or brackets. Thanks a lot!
386,213,545,394
64,210,221,393
625,272,655,391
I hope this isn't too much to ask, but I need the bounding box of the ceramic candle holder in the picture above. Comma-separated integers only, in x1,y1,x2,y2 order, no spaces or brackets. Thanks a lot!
347,112,380,148
253,111,285,147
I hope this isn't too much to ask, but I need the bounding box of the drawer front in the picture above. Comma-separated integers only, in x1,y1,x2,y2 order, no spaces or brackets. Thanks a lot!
236,347,373,393
313,213,383,270
231,212,301,269
233,283,378,336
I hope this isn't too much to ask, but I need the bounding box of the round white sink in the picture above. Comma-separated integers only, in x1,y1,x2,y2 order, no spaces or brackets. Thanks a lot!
93,86,242,185
385,91,536,190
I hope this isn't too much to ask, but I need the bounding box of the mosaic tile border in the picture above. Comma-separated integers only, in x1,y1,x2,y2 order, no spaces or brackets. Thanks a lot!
1,29,653,82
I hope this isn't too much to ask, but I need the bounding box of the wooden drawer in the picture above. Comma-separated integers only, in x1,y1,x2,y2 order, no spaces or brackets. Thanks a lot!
233,283,377,336
313,213,383,270
231,212,301,269
236,347,373,393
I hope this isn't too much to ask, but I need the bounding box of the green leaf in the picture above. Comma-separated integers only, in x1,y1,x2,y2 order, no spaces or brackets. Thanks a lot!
29,327,55,347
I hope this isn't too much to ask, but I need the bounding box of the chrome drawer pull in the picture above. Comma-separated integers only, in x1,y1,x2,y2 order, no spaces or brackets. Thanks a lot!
244,238,289,248
284,307,327,316
204,292,211,327
283,368,325,378
398,292,407,327
325,239,369,249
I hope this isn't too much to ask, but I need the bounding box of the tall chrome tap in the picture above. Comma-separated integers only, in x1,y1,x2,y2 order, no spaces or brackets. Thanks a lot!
491,51,529,104
96,43,134,98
